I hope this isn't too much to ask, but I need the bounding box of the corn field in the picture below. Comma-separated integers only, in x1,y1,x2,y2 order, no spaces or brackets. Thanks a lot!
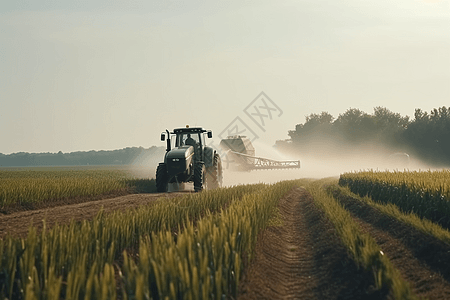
0,182,295,300
307,179,417,299
0,168,153,207
3,169,450,299
339,170,450,229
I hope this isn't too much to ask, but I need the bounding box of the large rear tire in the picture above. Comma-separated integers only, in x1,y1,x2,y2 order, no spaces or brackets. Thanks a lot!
206,154,222,189
156,163,168,192
194,161,205,192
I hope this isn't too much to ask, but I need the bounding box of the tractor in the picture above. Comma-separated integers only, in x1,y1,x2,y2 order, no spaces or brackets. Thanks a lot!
156,126,223,192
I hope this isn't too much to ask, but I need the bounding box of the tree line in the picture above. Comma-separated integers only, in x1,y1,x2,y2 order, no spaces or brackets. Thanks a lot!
2,106,449,167
0,146,165,167
277,106,450,166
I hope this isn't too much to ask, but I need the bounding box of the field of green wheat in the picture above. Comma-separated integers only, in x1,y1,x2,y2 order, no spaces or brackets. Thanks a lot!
339,170,450,229
0,166,155,208
1,169,450,299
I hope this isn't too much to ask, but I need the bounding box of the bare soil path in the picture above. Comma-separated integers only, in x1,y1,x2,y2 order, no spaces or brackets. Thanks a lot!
0,192,183,239
238,187,383,300
331,188,450,300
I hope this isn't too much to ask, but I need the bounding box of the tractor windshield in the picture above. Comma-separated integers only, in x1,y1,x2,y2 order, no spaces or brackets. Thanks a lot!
176,132,201,147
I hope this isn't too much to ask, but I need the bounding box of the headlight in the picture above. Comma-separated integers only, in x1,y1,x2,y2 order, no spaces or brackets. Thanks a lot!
172,158,180,161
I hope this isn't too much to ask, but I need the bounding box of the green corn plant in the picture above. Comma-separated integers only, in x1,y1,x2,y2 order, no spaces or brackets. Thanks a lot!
0,168,155,207
340,170,450,229
0,184,265,300
120,181,296,300
305,179,419,300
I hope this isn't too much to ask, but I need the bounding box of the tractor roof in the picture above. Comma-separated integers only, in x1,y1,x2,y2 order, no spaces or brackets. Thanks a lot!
173,127,207,134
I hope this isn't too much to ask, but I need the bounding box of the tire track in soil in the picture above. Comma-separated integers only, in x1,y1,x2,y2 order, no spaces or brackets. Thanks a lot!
332,188,450,300
238,187,384,300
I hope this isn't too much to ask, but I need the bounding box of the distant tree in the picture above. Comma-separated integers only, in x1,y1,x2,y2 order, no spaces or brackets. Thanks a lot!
288,111,335,143
404,106,450,165
0,147,165,167
283,105,450,166
304,111,335,127
372,106,409,146
333,108,375,143
287,111,337,155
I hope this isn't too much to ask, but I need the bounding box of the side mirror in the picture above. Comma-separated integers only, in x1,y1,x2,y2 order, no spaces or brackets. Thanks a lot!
161,133,165,141
207,131,212,138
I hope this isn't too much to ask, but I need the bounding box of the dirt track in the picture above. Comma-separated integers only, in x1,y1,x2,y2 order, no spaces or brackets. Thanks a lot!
238,187,383,300
0,192,183,238
239,187,450,299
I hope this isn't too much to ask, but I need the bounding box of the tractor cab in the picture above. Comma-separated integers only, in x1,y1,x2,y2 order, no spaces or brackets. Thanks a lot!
157,125,220,192
161,126,212,160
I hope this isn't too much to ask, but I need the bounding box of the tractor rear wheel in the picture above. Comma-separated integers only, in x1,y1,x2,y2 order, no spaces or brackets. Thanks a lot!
156,163,168,192
194,161,205,192
206,154,222,189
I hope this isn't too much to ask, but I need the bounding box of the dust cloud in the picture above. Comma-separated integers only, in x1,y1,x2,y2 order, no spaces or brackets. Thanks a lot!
222,140,439,187
125,139,442,191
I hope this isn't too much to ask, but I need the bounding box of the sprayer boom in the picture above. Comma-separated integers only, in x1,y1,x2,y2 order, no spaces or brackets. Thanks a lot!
228,150,300,170
219,136,301,171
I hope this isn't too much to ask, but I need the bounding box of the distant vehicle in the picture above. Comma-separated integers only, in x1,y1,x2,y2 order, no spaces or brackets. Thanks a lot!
387,152,410,169
156,126,222,192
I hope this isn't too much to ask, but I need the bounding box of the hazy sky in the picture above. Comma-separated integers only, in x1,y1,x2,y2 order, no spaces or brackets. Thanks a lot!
1,0,449,154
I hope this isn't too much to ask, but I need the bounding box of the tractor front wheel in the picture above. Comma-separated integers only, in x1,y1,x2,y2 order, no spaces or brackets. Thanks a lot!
194,161,205,192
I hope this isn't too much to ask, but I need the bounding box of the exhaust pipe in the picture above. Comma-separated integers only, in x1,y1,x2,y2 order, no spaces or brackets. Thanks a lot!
166,129,171,151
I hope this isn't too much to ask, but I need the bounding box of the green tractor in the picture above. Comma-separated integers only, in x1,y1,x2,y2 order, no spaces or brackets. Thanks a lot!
156,126,223,192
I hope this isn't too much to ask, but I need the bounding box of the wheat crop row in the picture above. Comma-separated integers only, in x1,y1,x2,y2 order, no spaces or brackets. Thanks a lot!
0,168,154,207
0,182,290,300
339,170,450,229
